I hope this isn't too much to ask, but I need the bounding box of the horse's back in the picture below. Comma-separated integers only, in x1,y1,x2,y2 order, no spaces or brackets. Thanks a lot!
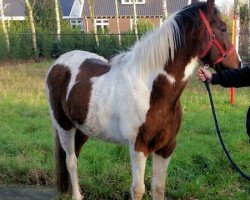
53,50,107,68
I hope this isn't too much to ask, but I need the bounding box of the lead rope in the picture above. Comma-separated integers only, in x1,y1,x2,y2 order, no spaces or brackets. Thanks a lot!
204,80,250,181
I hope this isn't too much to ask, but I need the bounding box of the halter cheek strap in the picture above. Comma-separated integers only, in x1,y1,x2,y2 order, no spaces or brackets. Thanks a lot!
198,9,235,64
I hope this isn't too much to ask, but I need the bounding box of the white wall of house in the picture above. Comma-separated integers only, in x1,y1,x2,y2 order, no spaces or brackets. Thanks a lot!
63,0,84,30
70,0,84,18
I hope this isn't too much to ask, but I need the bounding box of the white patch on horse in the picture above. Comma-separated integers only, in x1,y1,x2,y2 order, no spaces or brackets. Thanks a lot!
52,50,108,100
130,146,147,199
152,154,172,200
182,57,199,81
166,73,176,84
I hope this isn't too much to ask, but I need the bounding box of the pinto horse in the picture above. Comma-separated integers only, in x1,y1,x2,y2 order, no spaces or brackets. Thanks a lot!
46,1,241,200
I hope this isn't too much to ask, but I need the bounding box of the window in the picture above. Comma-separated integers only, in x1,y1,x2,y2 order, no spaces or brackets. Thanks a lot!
70,20,83,31
95,19,109,33
121,0,146,5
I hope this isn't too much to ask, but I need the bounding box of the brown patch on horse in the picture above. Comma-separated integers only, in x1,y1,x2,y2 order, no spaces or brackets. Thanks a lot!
75,129,89,157
135,53,195,158
66,58,110,124
47,65,73,130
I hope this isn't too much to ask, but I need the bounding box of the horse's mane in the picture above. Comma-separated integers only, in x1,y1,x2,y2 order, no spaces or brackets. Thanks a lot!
110,2,219,78
110,11,180,78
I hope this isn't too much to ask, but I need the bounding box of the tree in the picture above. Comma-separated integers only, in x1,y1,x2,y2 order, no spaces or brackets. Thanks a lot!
132,0,139,41
0,0,10,52
87,0,99,46
114,0,121,46
25,0,38,58
32,0,56,31
238,1,249,58
54,0,61,42
162,0,168,20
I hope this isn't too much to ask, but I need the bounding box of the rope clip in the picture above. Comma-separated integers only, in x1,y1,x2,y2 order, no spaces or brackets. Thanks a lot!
204,64,210,69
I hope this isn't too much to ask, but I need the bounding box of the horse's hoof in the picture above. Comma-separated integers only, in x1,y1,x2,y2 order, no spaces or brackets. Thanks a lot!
72,194,84,200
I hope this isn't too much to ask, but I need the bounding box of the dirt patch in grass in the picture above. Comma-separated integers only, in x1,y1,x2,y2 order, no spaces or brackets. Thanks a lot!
0,184,57,200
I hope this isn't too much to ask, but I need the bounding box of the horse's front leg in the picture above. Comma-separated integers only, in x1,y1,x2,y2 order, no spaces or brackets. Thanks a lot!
152,140,176,200
129,144,147,200
152,153,172,200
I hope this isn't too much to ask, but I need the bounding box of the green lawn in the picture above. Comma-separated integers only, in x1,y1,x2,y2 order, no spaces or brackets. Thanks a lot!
0,61,249,199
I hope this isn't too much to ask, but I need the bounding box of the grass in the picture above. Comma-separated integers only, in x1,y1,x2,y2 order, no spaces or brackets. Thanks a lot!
0,61,249,199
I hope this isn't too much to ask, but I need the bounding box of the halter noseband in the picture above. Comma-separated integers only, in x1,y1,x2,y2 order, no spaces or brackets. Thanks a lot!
198,9,235,64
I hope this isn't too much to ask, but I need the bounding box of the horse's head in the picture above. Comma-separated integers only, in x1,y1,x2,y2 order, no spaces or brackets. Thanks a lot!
198,0,241,71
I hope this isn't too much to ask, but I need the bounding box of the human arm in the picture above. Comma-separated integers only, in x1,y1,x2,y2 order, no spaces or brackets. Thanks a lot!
211,66,250,88
197,66,250,88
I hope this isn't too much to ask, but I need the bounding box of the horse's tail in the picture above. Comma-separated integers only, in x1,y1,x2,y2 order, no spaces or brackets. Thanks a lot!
54,128,70,192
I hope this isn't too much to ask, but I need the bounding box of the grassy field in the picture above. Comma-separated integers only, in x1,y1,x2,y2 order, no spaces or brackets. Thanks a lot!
0,61,249,200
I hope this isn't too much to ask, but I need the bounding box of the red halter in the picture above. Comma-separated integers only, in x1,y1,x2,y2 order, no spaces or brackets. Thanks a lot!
198,9,235,64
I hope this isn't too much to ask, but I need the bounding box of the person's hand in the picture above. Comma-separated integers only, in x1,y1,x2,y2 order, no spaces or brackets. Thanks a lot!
197,67,212,82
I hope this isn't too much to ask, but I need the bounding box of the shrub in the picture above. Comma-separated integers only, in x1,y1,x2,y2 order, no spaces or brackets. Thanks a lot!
0,30,142,61
9,33,34,60
96,35,121,59
137,19,155,35
0,34,8,60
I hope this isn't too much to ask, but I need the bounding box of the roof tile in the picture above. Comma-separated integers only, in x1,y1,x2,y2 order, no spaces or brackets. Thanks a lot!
60,0,74,16
82,0,189,17
3,0,25,17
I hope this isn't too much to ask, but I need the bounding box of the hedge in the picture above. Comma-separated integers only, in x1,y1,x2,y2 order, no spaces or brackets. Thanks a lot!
0,32,139,61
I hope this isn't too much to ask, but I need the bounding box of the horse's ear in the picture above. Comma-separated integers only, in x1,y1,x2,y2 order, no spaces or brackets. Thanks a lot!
207,0,215,13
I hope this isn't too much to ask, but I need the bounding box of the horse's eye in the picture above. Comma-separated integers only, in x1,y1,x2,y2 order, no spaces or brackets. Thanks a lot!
221,26,227,32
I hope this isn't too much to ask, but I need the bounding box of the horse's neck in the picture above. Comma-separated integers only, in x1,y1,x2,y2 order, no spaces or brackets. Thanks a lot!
150,54,199,107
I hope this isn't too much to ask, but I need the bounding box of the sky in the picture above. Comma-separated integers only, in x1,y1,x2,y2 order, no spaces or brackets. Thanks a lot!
215,0,234,8
215,0,235,13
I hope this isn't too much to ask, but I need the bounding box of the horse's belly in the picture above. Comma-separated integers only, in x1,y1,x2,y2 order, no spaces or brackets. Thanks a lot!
77,123,130,144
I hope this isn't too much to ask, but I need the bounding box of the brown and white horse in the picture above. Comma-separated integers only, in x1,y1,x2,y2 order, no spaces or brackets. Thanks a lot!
46,1,241,200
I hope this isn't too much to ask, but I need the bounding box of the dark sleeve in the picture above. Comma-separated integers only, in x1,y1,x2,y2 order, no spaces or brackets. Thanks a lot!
211,66,250,88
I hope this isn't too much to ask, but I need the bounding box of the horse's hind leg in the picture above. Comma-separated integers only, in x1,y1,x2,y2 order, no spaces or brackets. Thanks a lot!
152,140,176,200
75,129,89,158
129,144,147,200
57,127,83,200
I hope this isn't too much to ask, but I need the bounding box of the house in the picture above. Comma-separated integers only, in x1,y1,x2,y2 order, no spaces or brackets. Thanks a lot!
0,0,193,33
0,0,83,29
81,0,192,33
0,0,25,21
0,0,75,22
60,0,193,33
60,0,85,30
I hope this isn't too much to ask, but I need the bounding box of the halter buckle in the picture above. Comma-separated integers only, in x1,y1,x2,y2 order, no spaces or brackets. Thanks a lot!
223,52,228,59
210,35,215,41
204,64,210,69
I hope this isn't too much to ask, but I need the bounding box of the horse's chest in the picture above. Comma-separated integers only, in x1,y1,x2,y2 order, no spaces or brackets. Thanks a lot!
134,74,183,155
135,104,182,155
